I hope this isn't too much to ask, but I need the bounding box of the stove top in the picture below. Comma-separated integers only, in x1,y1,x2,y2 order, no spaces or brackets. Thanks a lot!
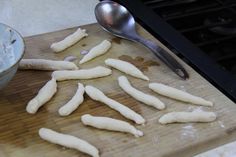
112,0,236,102
144,0,236,77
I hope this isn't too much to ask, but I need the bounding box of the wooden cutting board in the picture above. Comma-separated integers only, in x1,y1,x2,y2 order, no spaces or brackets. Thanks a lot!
0,23,236,157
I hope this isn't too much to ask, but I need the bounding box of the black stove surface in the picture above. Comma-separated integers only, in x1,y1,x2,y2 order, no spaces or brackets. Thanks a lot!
143,0,236,77
113,0,236,102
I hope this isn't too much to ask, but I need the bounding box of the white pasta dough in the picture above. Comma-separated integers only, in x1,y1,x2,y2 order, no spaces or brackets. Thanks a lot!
52,66,112,81
81,114,143,137
39,128,99,157
149,83,213,106
19,59,78,71
26,78,57,114
85,85,145,125
50,28,88,53
58,83,85,116
79,40,111,64
105,58,149,81
159,111,217,124
118,76,165,110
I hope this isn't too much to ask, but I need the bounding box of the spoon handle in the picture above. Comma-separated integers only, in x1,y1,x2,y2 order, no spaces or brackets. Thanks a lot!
136,36,189,79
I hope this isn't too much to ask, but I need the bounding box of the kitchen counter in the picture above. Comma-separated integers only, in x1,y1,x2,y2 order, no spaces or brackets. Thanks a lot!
0,1,236,156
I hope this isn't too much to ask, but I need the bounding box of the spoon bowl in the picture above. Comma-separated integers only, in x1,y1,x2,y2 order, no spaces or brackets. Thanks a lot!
95,1,137,41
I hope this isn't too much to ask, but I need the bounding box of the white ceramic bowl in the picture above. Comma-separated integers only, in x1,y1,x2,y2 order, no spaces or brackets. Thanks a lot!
0,23,25,89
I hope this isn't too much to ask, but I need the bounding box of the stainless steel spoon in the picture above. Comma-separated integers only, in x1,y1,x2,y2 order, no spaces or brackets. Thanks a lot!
95,1,189,79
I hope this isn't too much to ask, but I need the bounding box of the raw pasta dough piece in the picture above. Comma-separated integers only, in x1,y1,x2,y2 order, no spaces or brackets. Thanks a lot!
59,83,85,116
19,59,78,71
105,58,149,81
81,114,143,137
26,78,57,114
159,111,217,124
149,83,213,107
85,85,145,125
79,40,111,64
52,66,112,81
50,28,88,53
118,76,165,110
39,128,99,157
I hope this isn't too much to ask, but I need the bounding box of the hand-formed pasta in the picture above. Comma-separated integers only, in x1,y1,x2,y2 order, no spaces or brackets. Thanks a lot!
105,58,149,81
79,40,111,64
19,59,78,71
149,83,213,106
26,78,57,114
81,114,144,137
50,28,88,53
52,66,112,81
39,128,99,157
59,83,85,116
85,85,145,125
118,76,165,110
159,111,217,124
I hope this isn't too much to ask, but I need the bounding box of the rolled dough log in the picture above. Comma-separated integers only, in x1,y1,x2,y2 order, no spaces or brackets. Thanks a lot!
39,128,99,157
118,76,165,110
58,83,85,116
81,114,143,137
85,85,145,125
52,66,112,81
79,40,111,64
159,111,217,124
26,78,57,114
105,58,149,81
50,28,88,52
149,83,213,106
19,59,78,71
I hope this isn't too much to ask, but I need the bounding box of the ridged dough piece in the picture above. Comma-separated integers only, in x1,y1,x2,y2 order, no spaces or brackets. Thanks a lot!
118,76,165,110
159,111,217,124
58,83,84,116
19,59,78,71
105,58,149,81
52,66,112,81
149,83,213,107
81,114,143,137
39,128,99,157
85,85,145,125
50,28,88,52
79,40,111,64
26,78,57,114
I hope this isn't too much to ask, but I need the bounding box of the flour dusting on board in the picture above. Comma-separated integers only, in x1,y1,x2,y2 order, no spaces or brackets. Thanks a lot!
193,107,204,112
180,107,204,140
187,106,204,112
180,124,198,141
217,121,225,129
148,116,159,122
151,136,159,145
180,85,186,91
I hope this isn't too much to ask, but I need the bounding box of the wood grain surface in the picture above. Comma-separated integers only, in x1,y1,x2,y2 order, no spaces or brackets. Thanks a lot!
0,23,236,157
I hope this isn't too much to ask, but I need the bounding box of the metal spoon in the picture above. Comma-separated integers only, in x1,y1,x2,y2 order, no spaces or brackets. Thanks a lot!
95,1,189,79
